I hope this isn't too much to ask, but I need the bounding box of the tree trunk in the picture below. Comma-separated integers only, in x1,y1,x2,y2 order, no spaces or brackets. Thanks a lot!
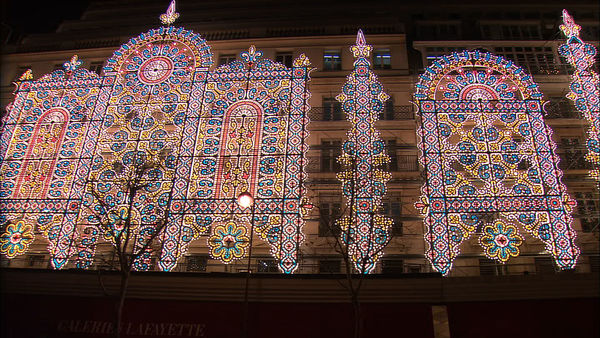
114,269,130,338
352,291,361,338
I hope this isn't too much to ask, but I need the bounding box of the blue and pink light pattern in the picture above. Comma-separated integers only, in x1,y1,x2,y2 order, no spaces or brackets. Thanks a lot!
335,31,393,274
559,9,600,181
0,21,311,273
414,50,580,275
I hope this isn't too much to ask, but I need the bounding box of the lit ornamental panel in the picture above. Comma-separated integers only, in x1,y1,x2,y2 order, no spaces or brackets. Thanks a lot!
559,10,600,181
0,56,106,268
414,51,580,275
335,31,393,274
0,7,311,274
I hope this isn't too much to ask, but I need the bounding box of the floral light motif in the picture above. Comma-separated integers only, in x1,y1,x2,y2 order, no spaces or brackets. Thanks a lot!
0,220,35,259
479,221,523,263
335,30,393,274
414,50,580,275
559,9,600,181
208,221,250,263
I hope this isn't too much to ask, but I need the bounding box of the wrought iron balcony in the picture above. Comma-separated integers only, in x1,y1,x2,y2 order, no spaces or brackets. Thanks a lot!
308,105,414,121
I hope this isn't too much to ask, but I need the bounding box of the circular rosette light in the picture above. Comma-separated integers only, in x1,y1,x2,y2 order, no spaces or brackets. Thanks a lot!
479,220,523,263
208,221,250,264
0,220,35,259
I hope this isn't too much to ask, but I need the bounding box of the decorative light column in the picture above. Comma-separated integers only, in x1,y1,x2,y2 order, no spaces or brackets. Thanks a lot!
335,30,393,274
559,9,600,181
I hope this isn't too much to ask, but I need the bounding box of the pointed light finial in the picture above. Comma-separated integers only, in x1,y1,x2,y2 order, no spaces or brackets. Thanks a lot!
18,69,33,81
560,9,581,39
160,0,180,26
351,29,373,58
63,55,83,72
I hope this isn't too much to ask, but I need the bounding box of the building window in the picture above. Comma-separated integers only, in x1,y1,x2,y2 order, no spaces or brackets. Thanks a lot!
320,140,342,172
559,137,589,170
417,23,461,40
378,97,395,120
382,194,402,236
322,97,343,121
318,200,342,237
479,258,507,276
494,46,560,75
89,61,104,75
534,257,556,274
381,259,404,274
590,256,600,273
26,255,46,268
575,192,599,232
218,54,236,66
373,49,391,69
186,255,208,272
319,260,341,273
424,47,466,66
276,52,293,68
257,259,279,273
323,50,342,71
545,97,578,119
383,140,399,172
481,23,541,40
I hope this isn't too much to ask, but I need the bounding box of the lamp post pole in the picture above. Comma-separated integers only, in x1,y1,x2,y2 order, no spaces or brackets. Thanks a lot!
238,192,254,338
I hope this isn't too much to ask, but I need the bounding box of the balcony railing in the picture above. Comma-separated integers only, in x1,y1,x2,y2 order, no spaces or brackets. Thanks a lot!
305,155,419,173
308,105,414,121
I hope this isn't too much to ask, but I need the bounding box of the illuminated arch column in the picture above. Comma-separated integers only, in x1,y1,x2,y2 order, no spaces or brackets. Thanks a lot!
559,10,600,181
414,51,580,275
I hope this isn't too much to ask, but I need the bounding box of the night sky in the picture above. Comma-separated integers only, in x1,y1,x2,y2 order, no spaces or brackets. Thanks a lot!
1,1,90,43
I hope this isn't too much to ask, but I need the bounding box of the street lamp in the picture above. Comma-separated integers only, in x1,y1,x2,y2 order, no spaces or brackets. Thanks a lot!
237,191,254,209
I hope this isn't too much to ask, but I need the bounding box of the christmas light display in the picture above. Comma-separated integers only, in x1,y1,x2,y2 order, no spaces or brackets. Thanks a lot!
559,9,600,181
0,220,35,259
0,3,311,273
335,30,393,274
414,50,580,275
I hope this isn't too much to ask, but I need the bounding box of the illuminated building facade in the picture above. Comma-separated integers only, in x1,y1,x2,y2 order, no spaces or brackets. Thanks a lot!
0,1,598,337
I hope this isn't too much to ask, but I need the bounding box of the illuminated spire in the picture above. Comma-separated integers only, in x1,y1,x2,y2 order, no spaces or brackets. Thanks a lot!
560,9,581,41
160,0,180,26
350,29,373,58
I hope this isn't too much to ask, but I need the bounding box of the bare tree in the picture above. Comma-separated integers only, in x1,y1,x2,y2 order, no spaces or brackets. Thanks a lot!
82,148,175,338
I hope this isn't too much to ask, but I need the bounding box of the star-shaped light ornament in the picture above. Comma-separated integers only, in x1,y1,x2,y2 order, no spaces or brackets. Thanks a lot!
160,0,180,26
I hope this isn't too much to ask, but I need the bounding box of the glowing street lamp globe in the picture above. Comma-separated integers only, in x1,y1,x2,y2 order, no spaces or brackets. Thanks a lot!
237,192,254,208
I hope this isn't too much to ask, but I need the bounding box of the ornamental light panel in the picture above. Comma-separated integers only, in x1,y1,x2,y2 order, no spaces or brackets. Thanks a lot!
559,9,600,181
414,50,580,275
0,2,311,273
335,31,393,274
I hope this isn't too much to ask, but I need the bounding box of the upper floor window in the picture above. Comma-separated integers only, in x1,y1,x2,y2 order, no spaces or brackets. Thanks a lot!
416,22,461,40
322,97,343,121
381,259,404,274
494,46,560,75
218,54,236,66
381,193,403,235
319,259,341,273
257,259,279,273
89,61,104,75
373,49,391,69
318,198,342,237
424,47,466,66
323,50,342,71
575,192,599,233
481,23,541,40
320,140,342,172
276,52,293,68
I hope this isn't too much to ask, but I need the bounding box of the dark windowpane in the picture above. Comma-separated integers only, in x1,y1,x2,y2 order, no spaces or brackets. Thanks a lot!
319,260,341,273
186,255,207,272
276,52,293,68
323,50,342,71
257,259,279,273
382,259,404,274
373,49,391,70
